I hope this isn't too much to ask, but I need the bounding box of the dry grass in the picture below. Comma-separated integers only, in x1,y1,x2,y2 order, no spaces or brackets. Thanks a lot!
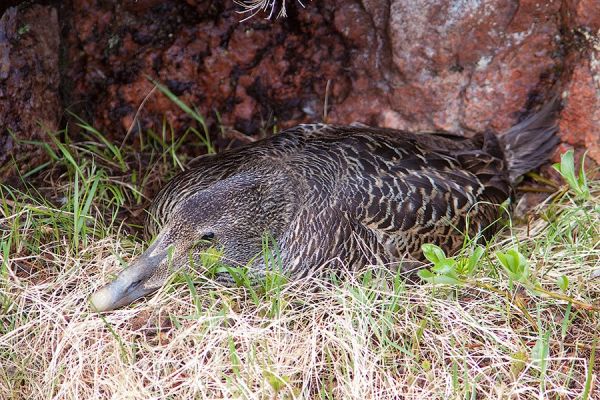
0,117,598,399
0,177,598,399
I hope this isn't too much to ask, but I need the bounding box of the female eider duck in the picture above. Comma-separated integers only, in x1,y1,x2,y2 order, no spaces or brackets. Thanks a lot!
90,101,559,311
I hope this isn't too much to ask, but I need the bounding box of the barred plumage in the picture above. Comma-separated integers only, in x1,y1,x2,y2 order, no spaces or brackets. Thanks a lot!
90,102,559,311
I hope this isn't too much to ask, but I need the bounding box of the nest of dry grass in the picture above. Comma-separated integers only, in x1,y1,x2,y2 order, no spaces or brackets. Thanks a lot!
0,178,598,399
0,116,598,399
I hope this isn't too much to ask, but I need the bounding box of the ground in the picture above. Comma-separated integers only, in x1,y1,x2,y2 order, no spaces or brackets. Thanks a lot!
0,113,598,399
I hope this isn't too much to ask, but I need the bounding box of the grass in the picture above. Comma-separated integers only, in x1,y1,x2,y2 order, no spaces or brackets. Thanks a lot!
0,104,599,398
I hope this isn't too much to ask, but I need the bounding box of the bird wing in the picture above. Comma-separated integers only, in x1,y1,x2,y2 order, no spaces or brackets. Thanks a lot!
345,137,511,260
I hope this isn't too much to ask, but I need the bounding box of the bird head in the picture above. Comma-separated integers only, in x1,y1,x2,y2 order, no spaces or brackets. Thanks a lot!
89,172,294,312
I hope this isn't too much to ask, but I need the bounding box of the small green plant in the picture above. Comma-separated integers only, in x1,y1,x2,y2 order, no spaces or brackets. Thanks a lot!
552,149,590,200
495,248,531,285
417,243,484,285
582,338,597,400
227,335,242,377
261,234,287,292
510,350,528,379
556,275,569,293
262,369,291,394
417,244,599,313
531,329,551,391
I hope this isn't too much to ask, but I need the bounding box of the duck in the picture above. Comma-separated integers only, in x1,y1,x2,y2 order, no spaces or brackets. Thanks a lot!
90,100,559,311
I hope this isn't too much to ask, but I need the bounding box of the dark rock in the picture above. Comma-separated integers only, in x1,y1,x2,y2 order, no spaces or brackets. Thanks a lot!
0,5,61,179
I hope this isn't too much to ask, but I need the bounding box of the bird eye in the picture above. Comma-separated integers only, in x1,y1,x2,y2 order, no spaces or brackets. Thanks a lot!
201,232,215,241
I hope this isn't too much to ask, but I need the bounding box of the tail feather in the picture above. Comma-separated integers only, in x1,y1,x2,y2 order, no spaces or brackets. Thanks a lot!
499,97,561,183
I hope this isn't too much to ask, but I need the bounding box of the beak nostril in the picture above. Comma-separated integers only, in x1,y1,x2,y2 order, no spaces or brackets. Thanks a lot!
128,279,144,292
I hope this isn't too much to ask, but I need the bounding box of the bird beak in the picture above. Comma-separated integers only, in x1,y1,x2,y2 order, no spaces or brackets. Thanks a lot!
89,242,170,312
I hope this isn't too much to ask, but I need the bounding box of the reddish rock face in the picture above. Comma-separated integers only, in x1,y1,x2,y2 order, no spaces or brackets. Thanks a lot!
567,0,600,31
62,1,351,140
2,0,600,170
358,0,562,134
0,5,61,179
560,58,600,162
558,0,600,163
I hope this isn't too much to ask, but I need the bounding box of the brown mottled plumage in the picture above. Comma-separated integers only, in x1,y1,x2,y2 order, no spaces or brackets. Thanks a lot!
90,101,559,311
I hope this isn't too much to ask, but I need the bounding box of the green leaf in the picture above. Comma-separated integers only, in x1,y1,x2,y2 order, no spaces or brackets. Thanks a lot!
418,269,463,285
421,359,431,372
577,152,590,199
553,149,590,199
496,248,529,283
263,370,289,393
430,258,456,275
421,243,446,264
466,246,484,275
554,150,576,188
430,275,463,285
200,247,224,266
557,275,569,293
417,269,435,280
496,252,510,271
531,331,550,372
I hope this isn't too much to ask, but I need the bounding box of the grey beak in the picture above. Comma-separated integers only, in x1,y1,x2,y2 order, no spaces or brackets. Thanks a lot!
89,249,167,312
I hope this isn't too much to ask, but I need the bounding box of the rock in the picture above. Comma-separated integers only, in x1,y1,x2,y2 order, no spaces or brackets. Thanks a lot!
558,0,600,163
2,0,599,172
559,57,600,163
0,5,61,179
62,1,352,140
352,0,563,133
565,0,600,31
